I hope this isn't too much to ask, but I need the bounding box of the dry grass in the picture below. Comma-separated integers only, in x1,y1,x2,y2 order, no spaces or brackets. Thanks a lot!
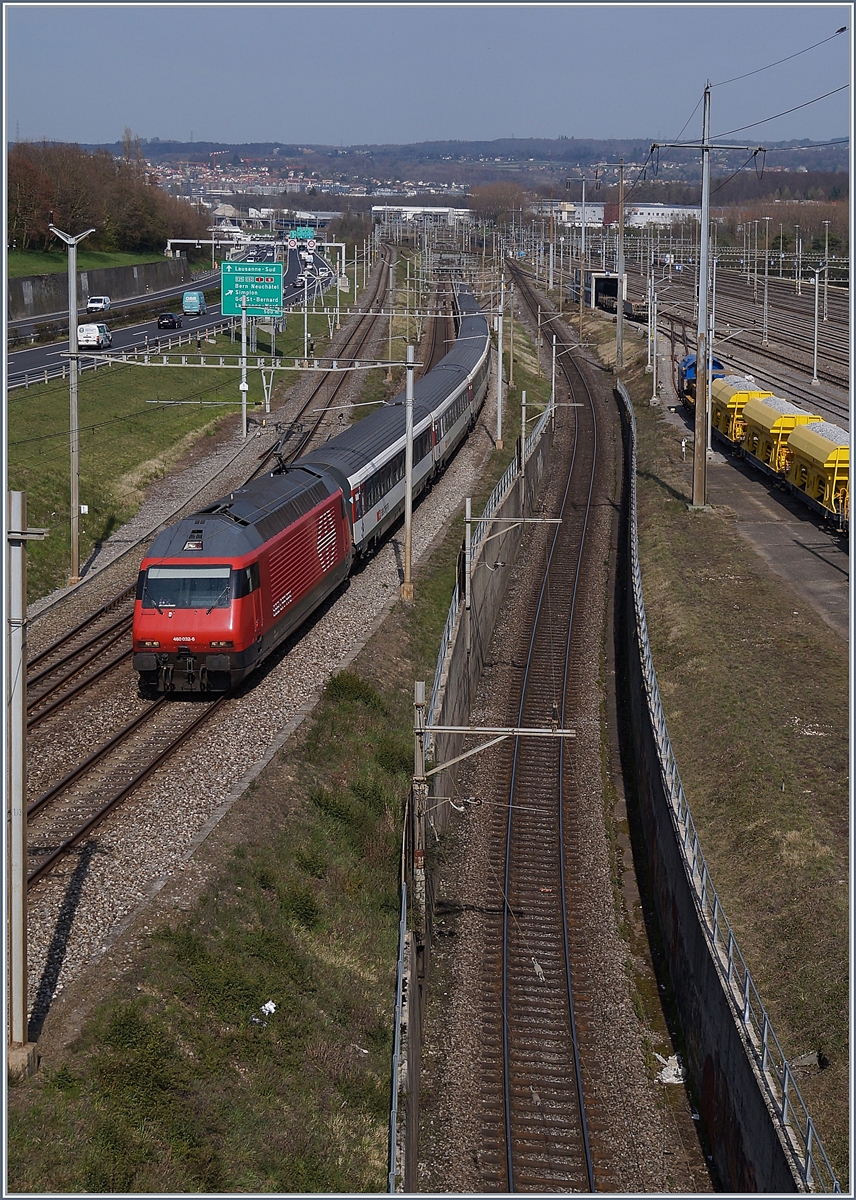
612,321,849,1186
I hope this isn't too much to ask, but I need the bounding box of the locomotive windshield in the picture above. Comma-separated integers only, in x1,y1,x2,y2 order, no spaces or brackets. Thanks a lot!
143,564,231,610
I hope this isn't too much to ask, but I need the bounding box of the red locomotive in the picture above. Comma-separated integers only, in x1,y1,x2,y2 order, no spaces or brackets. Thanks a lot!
133,281,491,694
133,467,352,693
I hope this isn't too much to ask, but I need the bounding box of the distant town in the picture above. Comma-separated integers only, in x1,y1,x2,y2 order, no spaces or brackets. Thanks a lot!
80,135,848,209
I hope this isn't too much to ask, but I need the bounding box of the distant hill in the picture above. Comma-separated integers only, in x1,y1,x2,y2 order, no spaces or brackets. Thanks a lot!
77,135,848,180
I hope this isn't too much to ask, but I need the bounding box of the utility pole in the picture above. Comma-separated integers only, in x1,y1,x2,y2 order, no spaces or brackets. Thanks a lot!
795,224,801,294
811,265,823,385
548,193,555,290
7,492,46,1078
387,259,395,383
412,682,427,923
401,345,415,601
650,89,764,512
551,335,557,413
49,223,95,584
650,287,658,402
762,216,771,346
616,158,625,373
692,87,712,508
496,274,505,449
753,219,759,302
508,285,514,388
240,294,249,438
823,220,830,320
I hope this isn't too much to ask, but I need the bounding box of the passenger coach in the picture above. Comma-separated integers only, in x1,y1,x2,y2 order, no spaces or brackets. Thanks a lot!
133,283,491,692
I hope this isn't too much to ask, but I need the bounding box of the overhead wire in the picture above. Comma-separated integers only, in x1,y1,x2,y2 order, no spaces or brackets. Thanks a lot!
711,26,848,87
710,151,764,197
712,85,849,139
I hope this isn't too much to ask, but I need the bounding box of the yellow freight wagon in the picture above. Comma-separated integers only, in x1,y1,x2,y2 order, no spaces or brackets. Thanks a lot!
741,396,822,476
786,420,849,521
710,375,773,443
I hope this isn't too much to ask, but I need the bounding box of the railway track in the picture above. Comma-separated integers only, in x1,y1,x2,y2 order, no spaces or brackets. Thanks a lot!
660,310,850,428
24,253,400,887
626,265,850,389
27,696,225,888
26,585,137,728
248,245,397,479
459,261,625,1191
421,279,453,377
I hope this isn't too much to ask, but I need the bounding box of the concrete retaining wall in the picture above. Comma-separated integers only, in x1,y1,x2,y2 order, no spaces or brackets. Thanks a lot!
409,374,817,1192
8,258,192,322
614,383,804,1192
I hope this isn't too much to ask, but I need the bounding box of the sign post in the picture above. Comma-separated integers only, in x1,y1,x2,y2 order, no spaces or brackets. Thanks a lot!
240,296,249,438
221,262,283,318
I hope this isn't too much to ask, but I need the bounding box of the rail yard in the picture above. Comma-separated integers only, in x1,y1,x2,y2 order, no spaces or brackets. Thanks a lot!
7,219,849,1193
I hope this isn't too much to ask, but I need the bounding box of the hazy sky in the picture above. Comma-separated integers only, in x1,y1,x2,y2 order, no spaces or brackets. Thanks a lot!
4,3,853,148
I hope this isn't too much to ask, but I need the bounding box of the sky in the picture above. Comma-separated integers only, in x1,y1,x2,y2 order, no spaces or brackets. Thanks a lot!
3,3,853,149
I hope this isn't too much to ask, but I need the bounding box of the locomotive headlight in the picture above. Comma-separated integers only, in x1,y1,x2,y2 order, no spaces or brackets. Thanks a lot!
210,640,234,648
138,640,161,648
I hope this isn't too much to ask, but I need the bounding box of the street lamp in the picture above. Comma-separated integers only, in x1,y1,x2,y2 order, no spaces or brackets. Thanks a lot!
794,224,801,295
762,216,771,346
811,263,825,385
823,220,830,321
49,222,96,584
753,218,758,302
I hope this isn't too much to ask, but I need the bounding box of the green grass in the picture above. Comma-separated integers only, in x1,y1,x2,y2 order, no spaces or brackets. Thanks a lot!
616,326,850,1186
7,324,324,600
7,669,408,1192
7,249,173,279
5,572,480,1190
8,289,365,601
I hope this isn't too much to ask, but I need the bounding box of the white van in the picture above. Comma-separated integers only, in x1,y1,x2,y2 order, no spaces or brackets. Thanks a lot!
86,296,111,313
77,323,112,349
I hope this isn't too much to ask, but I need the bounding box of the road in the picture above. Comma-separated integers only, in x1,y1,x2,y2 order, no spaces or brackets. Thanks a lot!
8,247,337,386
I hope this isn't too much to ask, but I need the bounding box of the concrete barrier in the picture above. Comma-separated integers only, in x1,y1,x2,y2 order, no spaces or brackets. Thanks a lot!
8,258,192,322
406,374,837,1193
613,381,835,1192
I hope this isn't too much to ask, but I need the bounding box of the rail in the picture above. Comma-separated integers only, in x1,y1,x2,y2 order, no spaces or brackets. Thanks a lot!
426,404,552,748
615,379,840,1194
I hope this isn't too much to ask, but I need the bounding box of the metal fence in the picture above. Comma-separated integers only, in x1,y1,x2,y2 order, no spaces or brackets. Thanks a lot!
388,880,408,1193
426,403,553,748
616,380,840,1194
7,320,236,391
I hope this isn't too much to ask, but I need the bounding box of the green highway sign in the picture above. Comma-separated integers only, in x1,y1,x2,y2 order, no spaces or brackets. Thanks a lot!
221,261,283,317
287,227,315,239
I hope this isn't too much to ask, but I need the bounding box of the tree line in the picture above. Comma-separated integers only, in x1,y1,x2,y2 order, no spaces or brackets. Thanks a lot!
7,133,209,253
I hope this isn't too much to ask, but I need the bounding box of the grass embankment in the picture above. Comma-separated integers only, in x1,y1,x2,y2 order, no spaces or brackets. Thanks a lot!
9,289,358,602
7,249,211,279
6,301,550,1192
607,317,849,1185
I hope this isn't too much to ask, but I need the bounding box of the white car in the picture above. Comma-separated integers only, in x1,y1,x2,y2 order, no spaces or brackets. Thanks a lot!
77,323,112,349
86,295,111,313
